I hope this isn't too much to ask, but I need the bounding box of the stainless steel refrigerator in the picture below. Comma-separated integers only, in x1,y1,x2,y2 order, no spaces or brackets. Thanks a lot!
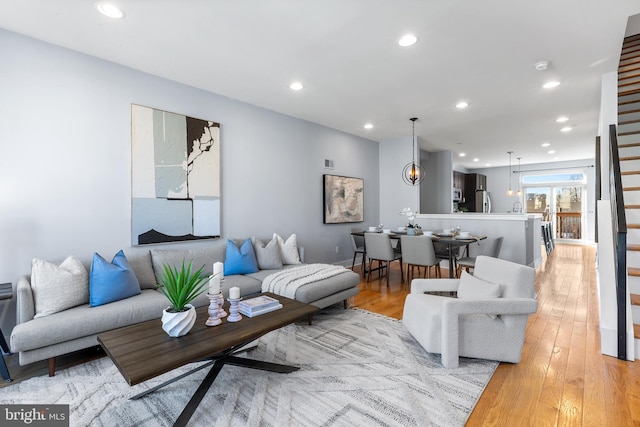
475,190,492,213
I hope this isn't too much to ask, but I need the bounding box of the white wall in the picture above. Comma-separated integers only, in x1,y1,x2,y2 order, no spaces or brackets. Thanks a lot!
599,71,618,201
0,30,379,335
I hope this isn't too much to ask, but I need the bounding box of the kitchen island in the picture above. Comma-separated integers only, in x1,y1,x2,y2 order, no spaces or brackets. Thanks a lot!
414,213,543,268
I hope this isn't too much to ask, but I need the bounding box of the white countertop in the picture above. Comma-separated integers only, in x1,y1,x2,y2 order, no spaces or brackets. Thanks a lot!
416,213,542,221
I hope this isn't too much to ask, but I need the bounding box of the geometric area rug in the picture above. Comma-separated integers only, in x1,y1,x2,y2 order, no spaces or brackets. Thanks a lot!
1,308,497,427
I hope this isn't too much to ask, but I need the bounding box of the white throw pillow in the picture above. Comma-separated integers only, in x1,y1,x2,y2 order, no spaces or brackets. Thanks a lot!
31,256,89,318
273,233,301,265
457,271,501,319
457,271,502,299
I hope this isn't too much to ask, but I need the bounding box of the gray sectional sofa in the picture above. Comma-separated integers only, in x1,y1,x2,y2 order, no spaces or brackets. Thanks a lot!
10,239,360,376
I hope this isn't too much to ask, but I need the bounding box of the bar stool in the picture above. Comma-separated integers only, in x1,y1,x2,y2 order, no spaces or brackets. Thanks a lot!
0,282,12,382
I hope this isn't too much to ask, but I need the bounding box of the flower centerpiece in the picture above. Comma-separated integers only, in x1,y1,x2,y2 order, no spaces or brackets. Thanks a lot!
400,207,421,234
157,261,210,337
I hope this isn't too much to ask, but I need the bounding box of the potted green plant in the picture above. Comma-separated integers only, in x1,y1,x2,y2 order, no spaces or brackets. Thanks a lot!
157,261,210,337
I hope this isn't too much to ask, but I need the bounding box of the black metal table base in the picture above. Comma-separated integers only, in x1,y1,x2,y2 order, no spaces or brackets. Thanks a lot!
132,354,299,427
0,329,12,382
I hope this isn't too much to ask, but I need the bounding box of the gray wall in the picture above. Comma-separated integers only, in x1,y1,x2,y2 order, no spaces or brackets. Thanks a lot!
420,150,453,214
0,29,379,334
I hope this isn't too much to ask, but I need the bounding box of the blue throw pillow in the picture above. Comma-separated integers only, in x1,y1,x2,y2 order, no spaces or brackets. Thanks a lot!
90,250,141,307
224,238,259,275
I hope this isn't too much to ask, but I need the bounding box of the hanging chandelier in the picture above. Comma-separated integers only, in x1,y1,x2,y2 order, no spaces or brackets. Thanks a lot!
402,117,425,186
506,151,514,197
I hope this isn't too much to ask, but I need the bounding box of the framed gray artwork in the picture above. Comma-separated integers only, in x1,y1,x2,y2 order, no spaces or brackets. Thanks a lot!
131,104,221,245
323,174,364,224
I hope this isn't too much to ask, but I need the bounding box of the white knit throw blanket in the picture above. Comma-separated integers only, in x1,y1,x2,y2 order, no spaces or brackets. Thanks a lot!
261,263,348,299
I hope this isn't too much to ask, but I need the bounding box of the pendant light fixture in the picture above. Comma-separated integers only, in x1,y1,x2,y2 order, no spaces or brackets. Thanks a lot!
516,157,522,197
402,117,425,186
506,151,514,197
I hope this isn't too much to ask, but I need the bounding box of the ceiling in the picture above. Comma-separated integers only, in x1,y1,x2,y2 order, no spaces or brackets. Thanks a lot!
1,0,639,169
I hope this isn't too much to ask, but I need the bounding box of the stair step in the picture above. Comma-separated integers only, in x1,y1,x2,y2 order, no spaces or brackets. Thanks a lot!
620,46,640,59
626,205,640,209
619,122,640,134
630,267,640,277
619,70,640,81
621,170,640,175
619,114,640,126
632,293,640,305
619,92,640,104
621,155,640,161
619,79,640,89
619,130,640,137
620,85,640,96
624,186,640,191
628,244,640,251
624,34,640,45
619,119,640,126
620,142,640,149
628,224,640,229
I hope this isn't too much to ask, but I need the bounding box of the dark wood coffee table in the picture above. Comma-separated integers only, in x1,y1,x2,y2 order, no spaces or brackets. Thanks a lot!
97,293,318,427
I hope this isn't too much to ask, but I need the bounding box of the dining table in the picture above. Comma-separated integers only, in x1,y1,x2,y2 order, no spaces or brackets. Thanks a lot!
351,230,486,279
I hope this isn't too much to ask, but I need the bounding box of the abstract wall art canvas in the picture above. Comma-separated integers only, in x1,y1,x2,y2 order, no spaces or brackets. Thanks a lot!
131,104,221,245
323,174,364,224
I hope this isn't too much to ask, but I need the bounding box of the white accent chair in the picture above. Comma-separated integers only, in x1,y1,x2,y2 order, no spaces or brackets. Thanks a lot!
402,256,537,368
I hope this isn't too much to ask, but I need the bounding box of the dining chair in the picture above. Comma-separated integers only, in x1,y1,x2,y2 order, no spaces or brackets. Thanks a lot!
456,236,503,277
400,235,441,283
433,242,462,277
350,227,366,276
364,233,403,286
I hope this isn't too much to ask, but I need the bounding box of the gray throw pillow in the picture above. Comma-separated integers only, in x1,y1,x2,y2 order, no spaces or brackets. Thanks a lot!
252,237,284,270
31,256,89,318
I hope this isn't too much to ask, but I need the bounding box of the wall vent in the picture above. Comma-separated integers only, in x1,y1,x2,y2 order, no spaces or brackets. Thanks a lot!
324,159,334,169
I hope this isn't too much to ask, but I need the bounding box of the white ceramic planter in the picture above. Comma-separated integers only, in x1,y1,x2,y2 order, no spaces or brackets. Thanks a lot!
161,304,196,337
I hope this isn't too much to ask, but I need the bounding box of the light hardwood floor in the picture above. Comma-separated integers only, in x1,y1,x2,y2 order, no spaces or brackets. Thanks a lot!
353,243,640,426
2,244,639,426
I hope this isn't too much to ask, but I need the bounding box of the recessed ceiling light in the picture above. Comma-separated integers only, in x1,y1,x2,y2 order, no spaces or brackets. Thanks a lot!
543,81,560,89
485,163,491,167
456,101,469,109
541,142,551,147
95,2,124,18
459,153,466,157
548,150,556,154
289,81,304,91
398,34,418,47
473,158,479,162
556,116,569,123
554,157,560,160
364,123,373,130
560,126,572,132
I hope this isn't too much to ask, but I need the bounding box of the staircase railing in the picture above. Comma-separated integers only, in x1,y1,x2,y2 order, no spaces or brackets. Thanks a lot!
609,124,627,360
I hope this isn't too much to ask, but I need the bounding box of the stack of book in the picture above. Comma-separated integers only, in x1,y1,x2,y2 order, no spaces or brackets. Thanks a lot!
238,295,283,317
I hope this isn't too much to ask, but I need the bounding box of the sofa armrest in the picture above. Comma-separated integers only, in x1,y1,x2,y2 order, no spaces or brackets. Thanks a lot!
16,275,35,324
410,278,460,294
